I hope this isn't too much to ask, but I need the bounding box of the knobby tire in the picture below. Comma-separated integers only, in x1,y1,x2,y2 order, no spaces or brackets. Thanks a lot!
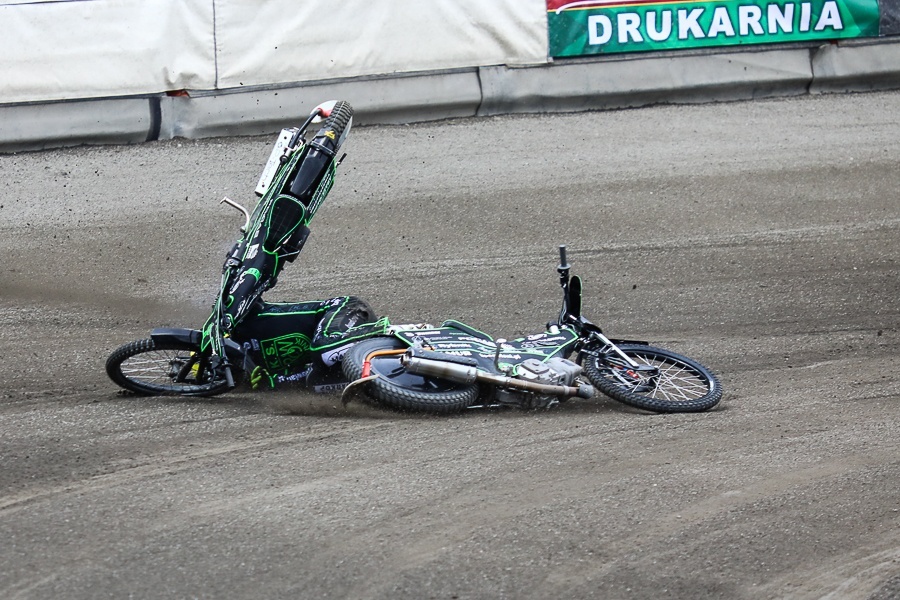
106,338,236,397
324,100,353,145
342,337,478,413
582,344,722,413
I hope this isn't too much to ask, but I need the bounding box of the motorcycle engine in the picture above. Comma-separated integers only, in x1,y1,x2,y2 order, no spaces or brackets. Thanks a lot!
497,357,584,409
518,357,582,387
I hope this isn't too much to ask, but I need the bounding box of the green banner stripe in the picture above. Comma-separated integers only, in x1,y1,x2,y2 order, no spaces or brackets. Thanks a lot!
549,0,880,56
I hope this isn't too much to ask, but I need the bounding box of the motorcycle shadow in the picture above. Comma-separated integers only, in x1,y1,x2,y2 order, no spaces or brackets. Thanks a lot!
262,391,642,420
261,390,424,420
112,388,706,419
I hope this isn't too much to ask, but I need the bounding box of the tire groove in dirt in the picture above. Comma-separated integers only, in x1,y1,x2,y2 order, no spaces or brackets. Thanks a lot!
3,91,900,599
0,421,397,514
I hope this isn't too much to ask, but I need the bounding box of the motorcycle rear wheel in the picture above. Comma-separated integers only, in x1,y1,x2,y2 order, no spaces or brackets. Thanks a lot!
323,100,353,147
342,337,478,413
106,338,236,397
582,344,722,413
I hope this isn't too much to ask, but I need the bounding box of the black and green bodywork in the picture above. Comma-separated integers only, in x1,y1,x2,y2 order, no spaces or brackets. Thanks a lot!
391,319,581,376
201,110,348,356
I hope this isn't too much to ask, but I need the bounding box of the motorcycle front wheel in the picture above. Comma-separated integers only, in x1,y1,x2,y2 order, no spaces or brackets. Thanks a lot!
581,344,722,413
106,338,236,397
342,337,478,413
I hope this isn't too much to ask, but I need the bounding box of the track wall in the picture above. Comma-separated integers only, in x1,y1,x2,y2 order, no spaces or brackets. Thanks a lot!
1,0,899,152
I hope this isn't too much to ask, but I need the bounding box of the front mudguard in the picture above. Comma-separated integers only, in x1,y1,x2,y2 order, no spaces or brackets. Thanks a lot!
151,327,203,346
151,327,250,370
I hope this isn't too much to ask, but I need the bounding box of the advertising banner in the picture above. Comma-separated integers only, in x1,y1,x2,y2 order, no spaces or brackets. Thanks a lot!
547,0,880,56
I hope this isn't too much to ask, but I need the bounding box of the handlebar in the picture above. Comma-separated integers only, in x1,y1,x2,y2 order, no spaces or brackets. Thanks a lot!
558,245,569,270
557,245,572,321
220,196,250,233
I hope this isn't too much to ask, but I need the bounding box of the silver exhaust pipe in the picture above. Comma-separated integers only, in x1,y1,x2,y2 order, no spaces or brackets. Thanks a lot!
400,355,594,399
399,356,478,383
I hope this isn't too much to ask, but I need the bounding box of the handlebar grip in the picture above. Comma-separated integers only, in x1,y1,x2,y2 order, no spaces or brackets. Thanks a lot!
559,245,569,269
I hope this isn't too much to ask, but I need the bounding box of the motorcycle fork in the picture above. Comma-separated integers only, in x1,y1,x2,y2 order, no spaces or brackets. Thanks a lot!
587,332,642,369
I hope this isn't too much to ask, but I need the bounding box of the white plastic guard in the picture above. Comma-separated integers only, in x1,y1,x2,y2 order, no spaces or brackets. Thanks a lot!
254,127,300,196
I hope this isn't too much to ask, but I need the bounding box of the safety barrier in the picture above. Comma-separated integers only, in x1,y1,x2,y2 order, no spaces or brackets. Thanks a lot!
1,0,898,152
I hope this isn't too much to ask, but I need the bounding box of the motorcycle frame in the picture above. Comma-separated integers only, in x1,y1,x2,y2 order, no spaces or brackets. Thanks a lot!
555,245,649,371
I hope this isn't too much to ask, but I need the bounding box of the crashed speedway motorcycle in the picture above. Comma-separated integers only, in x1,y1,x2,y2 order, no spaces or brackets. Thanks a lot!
106,100,365,397
106,100,722,414
339,243,721,414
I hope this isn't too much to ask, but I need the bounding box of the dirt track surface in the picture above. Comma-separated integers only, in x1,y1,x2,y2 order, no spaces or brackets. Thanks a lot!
2,91,899,599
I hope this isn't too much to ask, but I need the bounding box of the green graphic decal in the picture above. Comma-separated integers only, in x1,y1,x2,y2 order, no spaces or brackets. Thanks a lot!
547,0,879,56
307,161,335,223
259,333,312,371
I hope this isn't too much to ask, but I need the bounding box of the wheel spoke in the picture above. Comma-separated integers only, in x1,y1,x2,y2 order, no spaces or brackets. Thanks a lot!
634,356,707,402
108,339,230,396
121,350,187,383
584,343,721,413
